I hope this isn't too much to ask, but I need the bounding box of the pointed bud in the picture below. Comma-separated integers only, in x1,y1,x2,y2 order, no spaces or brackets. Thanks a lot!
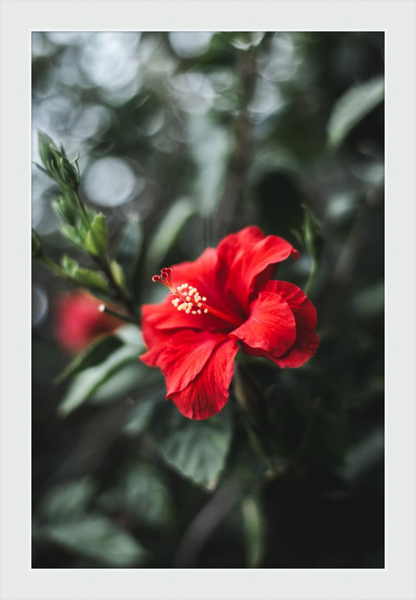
37,131,80,190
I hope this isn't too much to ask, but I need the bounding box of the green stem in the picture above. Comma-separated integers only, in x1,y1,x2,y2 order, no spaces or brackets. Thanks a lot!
234,363,277,474
72,189,91,229
98,304,138,325
73,188,140,324
40,255,69,279
304,255,318,296
94,256,140,324
38,255,113,295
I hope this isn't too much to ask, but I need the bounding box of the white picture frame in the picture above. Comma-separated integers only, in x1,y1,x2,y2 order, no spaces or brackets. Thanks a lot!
1,1,415,599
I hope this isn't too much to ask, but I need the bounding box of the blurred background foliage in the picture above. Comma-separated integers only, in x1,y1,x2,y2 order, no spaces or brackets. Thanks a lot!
32,31,384,569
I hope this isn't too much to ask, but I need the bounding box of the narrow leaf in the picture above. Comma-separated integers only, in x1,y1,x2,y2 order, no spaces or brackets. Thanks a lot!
85,213,109,258
60,224,86,250
242,493,265,568
328,77,384,148
115,217,143,298
60,255,109,291
53,196,77,226
58,344,140,415
75,268,109,291
55,335,124,384
32,228,43,257
110,259,126,291
146,198,194,277
61,254,79,276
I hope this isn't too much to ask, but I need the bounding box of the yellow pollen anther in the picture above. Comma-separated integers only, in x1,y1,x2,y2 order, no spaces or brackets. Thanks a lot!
159,276,213,319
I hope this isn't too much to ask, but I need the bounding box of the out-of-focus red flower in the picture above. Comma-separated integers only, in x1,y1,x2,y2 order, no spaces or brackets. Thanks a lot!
140,226,319,420
55,291,120,354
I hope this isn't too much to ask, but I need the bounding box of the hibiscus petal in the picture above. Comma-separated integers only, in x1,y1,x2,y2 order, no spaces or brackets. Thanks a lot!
260,281,319,367
168,338,239,420
169,247,218,293
217,226,299,310
141,247,242,347
141,330,228,395
231,291,296,356
141,299,192,348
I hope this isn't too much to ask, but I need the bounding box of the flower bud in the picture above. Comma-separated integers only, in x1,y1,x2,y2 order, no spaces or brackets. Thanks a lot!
37,131,80,191
55,291,121,353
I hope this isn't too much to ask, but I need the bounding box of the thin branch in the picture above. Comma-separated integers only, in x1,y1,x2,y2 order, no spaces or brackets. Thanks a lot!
172,482,243,568
98,304,138,325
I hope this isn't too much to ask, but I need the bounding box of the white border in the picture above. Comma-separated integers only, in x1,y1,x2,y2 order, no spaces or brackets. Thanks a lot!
1,1,415,599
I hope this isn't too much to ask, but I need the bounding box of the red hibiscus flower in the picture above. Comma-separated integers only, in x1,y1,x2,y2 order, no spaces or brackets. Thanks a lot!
140,226,319,420
55,291,121,354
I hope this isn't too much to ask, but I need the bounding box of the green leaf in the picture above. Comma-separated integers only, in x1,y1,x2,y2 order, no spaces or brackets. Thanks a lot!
37,514,146,567
353,281,384,321
32,228,43,257
115,217,143,299
341,427,384,484
37,131,80,189
60,254,109,291
291,204,323,295
53,195,78,226
58,344,141,415
302,204,323,261
99,464,173,528
242,492,265,568
89,361,150,406
61,254,78,276
38,130,57,167
110,259,126,292
85,213,109,258
123,392,164,437
40,478,96,520
146,198,194,276
149,402,232,488
74,268,109,291
55,335,124,384
60,224,86,250
327,77,384,148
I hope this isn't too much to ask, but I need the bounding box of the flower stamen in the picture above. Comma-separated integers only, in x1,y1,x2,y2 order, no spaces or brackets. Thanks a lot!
152,268,241,326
